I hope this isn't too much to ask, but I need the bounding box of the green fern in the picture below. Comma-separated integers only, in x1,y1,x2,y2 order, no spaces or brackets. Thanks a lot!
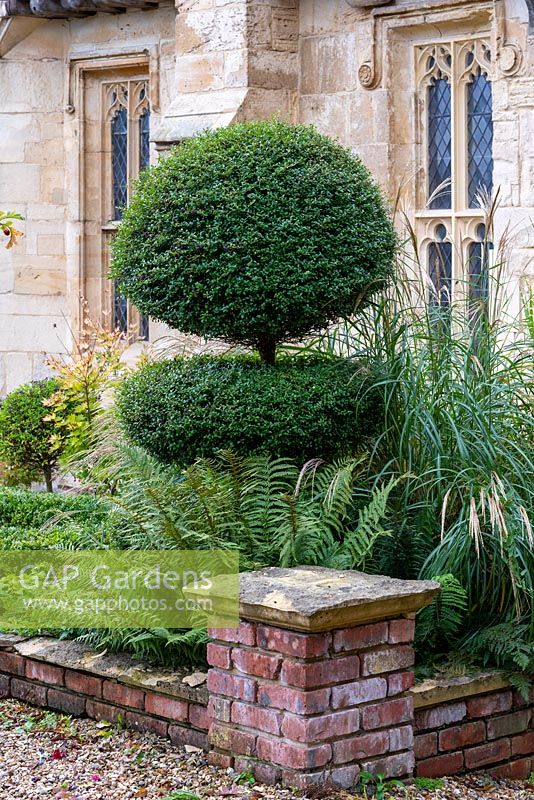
70,438,401,668
91,444,396,573
462,621,534,673
275,466,398,570
416,574,468,650
333,478,401,570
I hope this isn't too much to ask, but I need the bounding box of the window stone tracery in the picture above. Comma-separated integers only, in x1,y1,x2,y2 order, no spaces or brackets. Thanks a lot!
103,78,150,338
415,37,494,309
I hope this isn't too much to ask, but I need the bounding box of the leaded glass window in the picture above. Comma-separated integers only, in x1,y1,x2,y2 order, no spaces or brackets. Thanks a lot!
114,288,128,334
428,224,452,306
111,106,128,221
428,77,452,209
139,108,150,171
105,79,150,338
467,71,493,207
468,223,492,320
416,38,493,311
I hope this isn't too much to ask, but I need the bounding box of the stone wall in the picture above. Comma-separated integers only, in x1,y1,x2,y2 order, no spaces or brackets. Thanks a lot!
1,0,534,394
299,0,534,317
0,3,177,395
0,17,69,394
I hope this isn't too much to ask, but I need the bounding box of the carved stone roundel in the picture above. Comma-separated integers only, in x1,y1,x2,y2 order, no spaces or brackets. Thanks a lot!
498,44,522,76
358,63,374,87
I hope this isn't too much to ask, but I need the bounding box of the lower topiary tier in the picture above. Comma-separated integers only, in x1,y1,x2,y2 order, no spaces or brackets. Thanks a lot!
117,355,382,466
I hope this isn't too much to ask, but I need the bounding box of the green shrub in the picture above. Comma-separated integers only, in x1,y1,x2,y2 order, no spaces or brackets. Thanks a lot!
0,380,64,491
0,525,87,551
0,487,109,529
111,120,395,363
117,355,381,465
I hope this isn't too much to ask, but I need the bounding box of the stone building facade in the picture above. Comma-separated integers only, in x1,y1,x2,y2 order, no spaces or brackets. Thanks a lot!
0,0,533,394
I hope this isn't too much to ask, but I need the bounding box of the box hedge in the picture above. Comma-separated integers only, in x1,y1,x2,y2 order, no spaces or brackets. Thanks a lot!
111,120,395,364
116,355,382,466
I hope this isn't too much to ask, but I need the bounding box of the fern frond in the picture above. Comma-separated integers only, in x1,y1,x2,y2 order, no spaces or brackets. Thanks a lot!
462,621,534,673
416,574,468,649
332,477,400,570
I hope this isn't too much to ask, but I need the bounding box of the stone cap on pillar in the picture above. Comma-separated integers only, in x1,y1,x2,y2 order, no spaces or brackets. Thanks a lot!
202,567,440,633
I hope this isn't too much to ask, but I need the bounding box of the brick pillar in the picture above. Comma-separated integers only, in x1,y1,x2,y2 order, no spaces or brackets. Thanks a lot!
204,567,439,790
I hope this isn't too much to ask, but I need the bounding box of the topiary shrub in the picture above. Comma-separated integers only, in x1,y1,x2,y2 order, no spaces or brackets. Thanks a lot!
0,379,63,492
111,120,395,364
117,355,382,465
112,120,394,465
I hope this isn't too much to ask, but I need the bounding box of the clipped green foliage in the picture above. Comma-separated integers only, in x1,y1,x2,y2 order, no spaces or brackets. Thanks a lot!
0,525,88,551
0,487,109,529
0,380,63,491
111,120,395,362
0,487,117,552
117,355,382,466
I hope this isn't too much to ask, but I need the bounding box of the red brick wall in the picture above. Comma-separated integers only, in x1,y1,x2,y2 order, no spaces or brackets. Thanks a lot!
0,650,208,750
415,688,534,780
1,636,533,789
207,619,417,790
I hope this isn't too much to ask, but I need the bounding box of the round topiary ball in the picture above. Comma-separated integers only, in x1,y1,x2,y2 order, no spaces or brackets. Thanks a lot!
116,355,382,466
111,120,395,364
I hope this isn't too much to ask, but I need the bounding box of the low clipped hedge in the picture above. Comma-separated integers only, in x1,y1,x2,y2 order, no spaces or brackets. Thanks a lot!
0,525,85,551
116,355,382,466
0,487,109,529
0,489,123,554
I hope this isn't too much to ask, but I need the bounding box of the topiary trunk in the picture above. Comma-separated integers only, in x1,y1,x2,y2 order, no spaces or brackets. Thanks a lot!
43,464,54,493
257,336,276,366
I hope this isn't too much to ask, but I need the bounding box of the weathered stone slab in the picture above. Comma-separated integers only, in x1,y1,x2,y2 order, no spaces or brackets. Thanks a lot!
194,567,440,632
411,672,510,709
12,636,208,704
0,633,30,649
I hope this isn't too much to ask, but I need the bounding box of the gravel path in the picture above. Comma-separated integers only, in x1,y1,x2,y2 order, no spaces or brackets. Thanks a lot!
0,700,532,800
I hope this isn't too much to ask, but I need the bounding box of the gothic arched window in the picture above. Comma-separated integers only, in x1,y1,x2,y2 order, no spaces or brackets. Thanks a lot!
416,39,493,309
105,80,150,339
